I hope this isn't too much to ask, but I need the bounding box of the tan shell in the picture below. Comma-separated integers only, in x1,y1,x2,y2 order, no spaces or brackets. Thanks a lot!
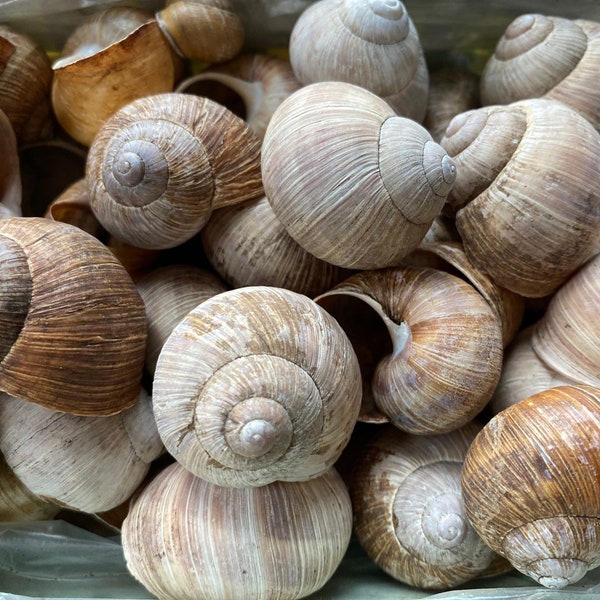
87,92,264,250
462,385,600,588
200,196,353,298
156,0,244,63
440,98,600,298
315,266,504,434
352,422,496,590
0,217,147,416
289,0,429,121
0,108,21,218
480,15,600,130
122,462,352,599
262,81,456,270
152,286,362,487
51,7,179,146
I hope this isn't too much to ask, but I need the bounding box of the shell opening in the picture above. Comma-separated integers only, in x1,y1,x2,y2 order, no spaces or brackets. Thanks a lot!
176,76,248,122
527,558,589,589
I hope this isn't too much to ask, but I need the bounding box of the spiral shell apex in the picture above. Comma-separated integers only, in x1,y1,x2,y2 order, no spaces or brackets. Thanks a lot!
152,286,362,487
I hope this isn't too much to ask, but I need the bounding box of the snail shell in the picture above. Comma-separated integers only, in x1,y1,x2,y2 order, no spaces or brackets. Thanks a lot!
315,266,504,434
122,462,352,600
86,92,264,250
352,422,496,590
480,15,600,130
0,217,147,416
440,98,600,298
462,385,600,588
289,0,429,121
262,81,456,270
0,108,21,218
152,285,362,487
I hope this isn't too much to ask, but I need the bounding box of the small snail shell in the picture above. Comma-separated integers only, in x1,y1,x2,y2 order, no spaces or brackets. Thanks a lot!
352,422,496,590
0,109,21,218
462,385,600,588
0,217,147,416
0,389,163,513
315,267,504,434
200,197,353,298
51,7,179,146
87,92,264,250
289,0,429,121
135,264,228,377
152,285,362,487
175,53,302,139
156,0,245,63
0,25,53,144
262,81,456,270
440,98,600,298
122,462,352,600
480,15,600,130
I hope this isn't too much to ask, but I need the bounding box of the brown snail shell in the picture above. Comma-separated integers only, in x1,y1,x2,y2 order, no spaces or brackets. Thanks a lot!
0,217,147,416
262,81,456,270
289,0,429,121
51,7,179,146
0,108,21,218
156,0,245,64
462,385,600,588
152,285,362,487
352,422,496,590
122,462,352,600
440,98,600,298
87,92,264,250
200,196,353,298
480,15,600,130
315,266,504,434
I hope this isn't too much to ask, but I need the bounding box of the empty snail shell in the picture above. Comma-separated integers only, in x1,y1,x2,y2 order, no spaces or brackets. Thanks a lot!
200,196,353,298
51,7,179,146
86,92,264,250
152,285,362,487
122,462,352,600
289,0,429,121
315,266,504,434
0,217,147,416
480,15,600,130
262,81,456,270
0,108,21,218
352,422,496,590
156,0,245,63
462,385,600,588
440,98,600,298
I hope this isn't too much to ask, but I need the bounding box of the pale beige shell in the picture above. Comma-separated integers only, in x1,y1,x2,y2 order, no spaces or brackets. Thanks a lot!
289,0,429,121
462,385,600,588
51,7,179,146
440,98,600,298
152,286,362,487
175,53,301,139
480,15,600,130
86,92,264,250
122,462,352,600
262,81,456,270
200,196,353,298
352,422,496,590
315,266,504,434
0,389,163,513
0,108,21,218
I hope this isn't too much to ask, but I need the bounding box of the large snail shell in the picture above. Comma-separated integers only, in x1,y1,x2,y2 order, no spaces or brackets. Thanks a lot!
480,15,600,130
200,196,353,298
440,98,600,298
289,0,429,121
87,92,264,250
352,422,496,590
152,285,362,488
0,217,147,416
0,108,21,218
262,81,456,270
51,7,179,146
122,462,352,600
462,385,600,588
315,267,504,434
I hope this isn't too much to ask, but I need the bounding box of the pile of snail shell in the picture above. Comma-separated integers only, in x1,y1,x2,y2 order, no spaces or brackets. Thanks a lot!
2,0,600,598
